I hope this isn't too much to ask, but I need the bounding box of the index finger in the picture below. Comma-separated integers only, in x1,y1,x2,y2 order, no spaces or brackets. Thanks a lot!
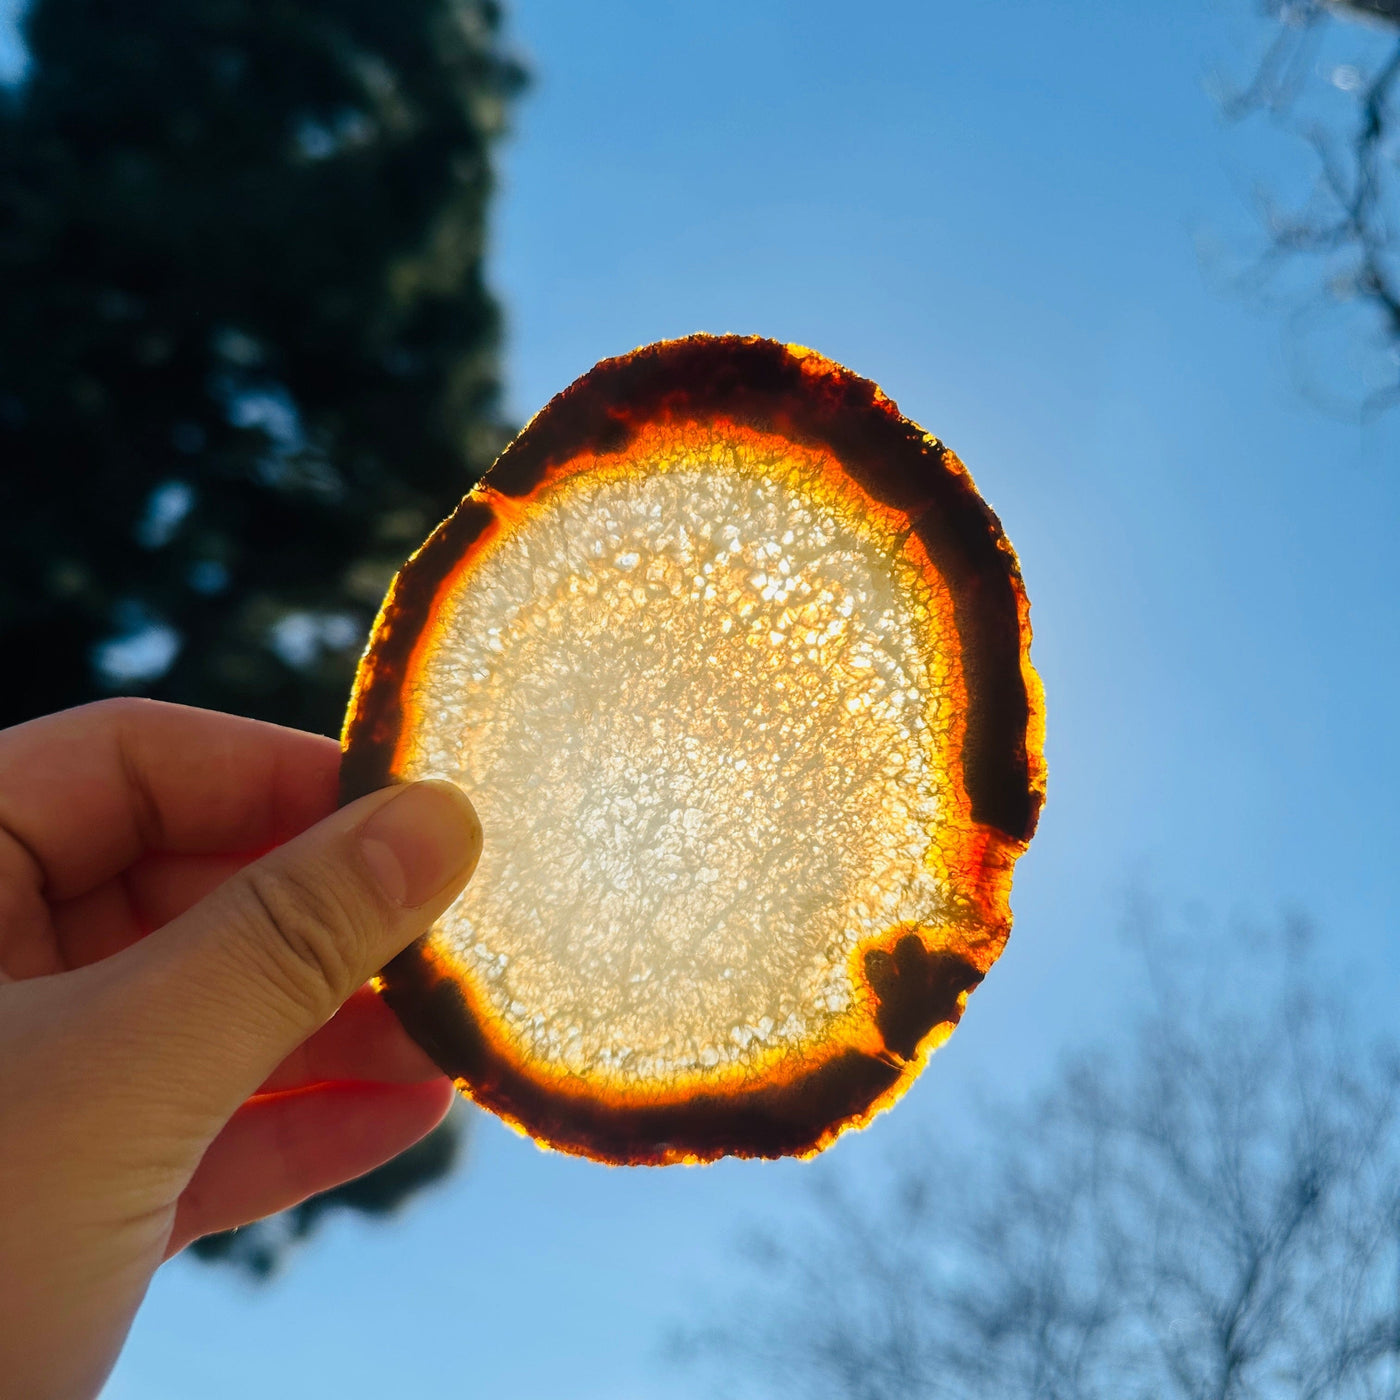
0,698,342,901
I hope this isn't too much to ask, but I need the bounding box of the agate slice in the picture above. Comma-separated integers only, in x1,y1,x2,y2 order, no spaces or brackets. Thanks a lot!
342,335,1045,1164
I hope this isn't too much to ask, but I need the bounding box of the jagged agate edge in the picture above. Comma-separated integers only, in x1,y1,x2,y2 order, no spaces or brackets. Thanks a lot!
341,334,1046,1165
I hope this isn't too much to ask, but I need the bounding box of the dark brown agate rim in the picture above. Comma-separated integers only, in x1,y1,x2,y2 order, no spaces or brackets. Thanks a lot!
341,334,1043,1164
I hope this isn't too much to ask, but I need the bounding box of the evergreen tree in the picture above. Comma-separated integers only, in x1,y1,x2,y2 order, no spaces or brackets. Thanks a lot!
0,0,524,1270
0,0,524,734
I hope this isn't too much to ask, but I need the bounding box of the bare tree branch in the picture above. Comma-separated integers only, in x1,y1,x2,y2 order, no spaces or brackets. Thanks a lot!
1226,2,1400,415
687,917,1400,1399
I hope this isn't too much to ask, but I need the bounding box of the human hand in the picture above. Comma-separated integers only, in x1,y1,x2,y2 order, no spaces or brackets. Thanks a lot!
0,699,481,1400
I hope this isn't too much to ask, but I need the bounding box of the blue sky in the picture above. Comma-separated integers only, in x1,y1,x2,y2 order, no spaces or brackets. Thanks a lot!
1,0,1393,1393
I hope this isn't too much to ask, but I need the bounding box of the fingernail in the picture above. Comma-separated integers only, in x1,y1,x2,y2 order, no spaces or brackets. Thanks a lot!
359,780,482,908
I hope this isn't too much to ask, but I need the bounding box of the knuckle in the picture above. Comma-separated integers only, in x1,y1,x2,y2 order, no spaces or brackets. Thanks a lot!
235,861,367,1016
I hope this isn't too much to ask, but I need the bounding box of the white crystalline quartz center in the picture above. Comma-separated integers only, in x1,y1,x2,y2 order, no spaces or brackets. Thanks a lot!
398,453,956,1084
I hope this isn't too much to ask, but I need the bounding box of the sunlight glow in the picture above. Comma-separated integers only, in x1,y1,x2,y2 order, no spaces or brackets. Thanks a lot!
344,336,1044,1163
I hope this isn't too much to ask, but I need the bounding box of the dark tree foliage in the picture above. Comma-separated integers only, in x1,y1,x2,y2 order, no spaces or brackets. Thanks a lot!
0,0,524,734
0,0,523,1270
188,1104,467,1279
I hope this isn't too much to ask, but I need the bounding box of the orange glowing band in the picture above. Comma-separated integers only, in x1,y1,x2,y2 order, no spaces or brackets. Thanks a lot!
342,335,1045,1165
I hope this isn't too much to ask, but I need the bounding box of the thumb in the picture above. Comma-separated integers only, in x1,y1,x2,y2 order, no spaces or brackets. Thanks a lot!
111,778,481,1125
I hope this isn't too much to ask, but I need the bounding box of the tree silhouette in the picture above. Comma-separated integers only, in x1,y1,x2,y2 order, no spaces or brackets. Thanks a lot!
188,1100,468,1278
687,915,1400,1399
1229,1,1400,412
0,0,524,1270
0,0,523,733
